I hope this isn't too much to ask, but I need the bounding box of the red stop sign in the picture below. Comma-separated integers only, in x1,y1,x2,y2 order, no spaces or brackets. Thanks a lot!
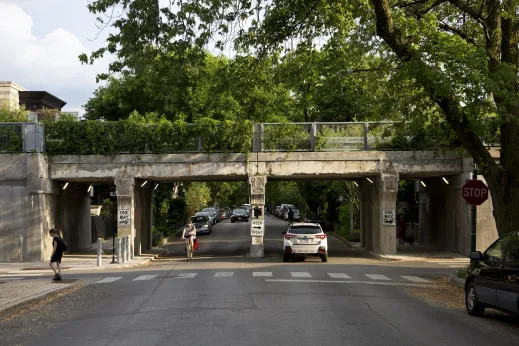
462,180,489,205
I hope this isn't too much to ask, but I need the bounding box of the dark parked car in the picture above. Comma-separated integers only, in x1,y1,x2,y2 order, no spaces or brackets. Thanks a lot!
465,231,519,317
231,209,249,223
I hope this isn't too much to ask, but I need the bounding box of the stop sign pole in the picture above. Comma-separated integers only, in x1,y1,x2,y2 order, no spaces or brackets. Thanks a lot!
461,164,489,252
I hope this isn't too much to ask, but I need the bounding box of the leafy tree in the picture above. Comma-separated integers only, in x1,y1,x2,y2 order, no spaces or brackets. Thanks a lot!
184,182,212,215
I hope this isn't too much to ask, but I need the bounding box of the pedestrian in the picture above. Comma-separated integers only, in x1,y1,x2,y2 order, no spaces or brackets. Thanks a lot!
398,214,406,245
288,208,294,226
49,228,66,281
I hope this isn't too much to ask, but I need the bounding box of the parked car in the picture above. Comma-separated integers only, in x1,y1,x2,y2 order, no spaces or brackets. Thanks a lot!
284,209,300,221
465,231,519,317
282,223,328,262
231,209,249,223
191,214,212,235
193,212,214,228
202,207,218,224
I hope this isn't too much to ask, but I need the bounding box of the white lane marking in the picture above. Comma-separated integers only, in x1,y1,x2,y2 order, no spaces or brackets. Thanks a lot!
401,276,430,283
132,274,158,281
265,279,425,287
365,274,391,281
253,272,272,277
0,273,44,277
96,277,123,284
214,272,234,277
176,273,197,278
327,273,351,279
0,277,23,280
291,272,312,278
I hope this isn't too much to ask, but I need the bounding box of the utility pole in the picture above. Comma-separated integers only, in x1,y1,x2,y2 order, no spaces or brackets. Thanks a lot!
470,164,477,253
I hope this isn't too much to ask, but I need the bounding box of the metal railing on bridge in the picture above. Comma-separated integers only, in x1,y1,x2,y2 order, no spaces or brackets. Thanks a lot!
0,120,499,155
0,122,44,153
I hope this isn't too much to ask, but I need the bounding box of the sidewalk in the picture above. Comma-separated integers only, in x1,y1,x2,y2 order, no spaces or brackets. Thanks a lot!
0,242,166,274
0,279,73,320
333,233,469,262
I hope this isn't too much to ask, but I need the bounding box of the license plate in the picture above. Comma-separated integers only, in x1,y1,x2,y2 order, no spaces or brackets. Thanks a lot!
295,249,312,253
300,239,311,244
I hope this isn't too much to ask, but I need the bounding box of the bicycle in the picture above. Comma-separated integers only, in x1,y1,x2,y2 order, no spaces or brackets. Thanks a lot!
185,237,194,261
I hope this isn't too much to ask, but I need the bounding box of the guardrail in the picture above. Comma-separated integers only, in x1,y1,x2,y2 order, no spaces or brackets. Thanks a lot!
0,120,499,154
0,122,44,153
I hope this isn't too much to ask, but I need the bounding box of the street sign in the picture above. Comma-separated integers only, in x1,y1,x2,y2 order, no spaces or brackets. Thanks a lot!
118,209,131,226
382,209,396,226
462,180,489,206
251,219,264,237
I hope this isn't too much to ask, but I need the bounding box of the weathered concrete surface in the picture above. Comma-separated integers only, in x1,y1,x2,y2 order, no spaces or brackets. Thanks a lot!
49,151,465,181
0,154,58,262
475,175,498,252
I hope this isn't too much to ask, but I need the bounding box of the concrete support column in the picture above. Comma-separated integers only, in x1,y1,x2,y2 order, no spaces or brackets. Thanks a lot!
374,173,398,255
359,179,373,250
134,180,154,255
115,237,122,263
58,182,91,254
249,175,266,258
115,175,135,259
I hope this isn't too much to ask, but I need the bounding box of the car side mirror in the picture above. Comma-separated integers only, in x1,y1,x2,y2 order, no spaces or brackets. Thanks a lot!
282,231,287,235
470,251,482,261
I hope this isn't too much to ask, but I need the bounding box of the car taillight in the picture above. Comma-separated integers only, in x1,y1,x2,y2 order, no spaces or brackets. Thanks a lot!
314,234,326,239
284,234,297,239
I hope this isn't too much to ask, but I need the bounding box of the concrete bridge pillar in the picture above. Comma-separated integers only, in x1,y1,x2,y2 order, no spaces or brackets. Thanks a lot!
134,179,154,255
249,175,266,258
359,171,398,255
115,175,135,259
58,182,91,253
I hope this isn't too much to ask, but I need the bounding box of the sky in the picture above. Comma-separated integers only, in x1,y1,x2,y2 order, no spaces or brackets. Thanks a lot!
0,0,116,113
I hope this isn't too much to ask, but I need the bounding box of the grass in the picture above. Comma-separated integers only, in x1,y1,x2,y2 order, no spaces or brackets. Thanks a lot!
455,266,469,279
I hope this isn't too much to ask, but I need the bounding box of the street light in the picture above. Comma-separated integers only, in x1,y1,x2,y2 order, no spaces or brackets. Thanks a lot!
442,177,449,185
62,182,69,190
366,178,373,184
141,180,148,187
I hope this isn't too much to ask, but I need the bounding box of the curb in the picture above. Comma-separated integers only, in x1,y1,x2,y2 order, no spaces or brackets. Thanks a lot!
0,284,72,321
329,232,387,261
448,275,466,288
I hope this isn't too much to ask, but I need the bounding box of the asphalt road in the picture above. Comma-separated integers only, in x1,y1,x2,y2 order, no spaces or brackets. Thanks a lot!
1,216,519,345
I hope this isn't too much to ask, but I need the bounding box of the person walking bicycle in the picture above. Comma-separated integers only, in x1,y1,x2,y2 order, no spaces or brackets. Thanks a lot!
287,208,295,226
182,219,196,261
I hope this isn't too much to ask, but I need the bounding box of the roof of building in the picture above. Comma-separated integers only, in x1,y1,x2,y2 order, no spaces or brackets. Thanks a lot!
19,91,67,109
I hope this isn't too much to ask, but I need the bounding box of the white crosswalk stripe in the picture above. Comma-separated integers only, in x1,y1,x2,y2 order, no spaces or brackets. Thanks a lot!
365,274,391,281
214,272,234,277
253,272,272,277
0,273,44,277
401,276,430,283
327,273,351,279
96,277,123,284
132,274,158,281
291,272,312,278
176,273,197,278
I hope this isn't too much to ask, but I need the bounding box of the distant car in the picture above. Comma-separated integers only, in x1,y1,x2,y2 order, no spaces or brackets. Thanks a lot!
465,232,519,317
231,209,249,223
282,223,328,262
202,207,218,224
191,214,212,235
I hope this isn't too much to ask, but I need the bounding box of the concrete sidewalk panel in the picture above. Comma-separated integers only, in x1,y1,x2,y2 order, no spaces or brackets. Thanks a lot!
0,280,72,320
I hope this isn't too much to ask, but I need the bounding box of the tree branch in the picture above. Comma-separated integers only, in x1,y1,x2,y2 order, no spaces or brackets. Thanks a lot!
370,0,498,172
448,0,485,23
438,22,477,45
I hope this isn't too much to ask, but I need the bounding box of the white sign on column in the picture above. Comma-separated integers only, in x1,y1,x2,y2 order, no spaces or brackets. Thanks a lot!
118,209,131,226
251,219,264,237
382,209,396,226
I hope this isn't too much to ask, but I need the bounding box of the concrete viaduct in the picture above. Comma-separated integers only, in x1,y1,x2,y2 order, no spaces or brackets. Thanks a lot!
0,150,497,262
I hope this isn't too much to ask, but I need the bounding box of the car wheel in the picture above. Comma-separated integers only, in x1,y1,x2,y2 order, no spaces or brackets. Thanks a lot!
321,253,328,262
283,254,290,262
465,281,485,316
231,220,234,223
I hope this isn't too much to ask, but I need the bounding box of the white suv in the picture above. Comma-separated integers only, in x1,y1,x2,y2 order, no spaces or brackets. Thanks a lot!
282,223,328,262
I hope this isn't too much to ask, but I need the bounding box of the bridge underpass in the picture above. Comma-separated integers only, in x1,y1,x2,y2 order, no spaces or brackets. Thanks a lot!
0,149,498,262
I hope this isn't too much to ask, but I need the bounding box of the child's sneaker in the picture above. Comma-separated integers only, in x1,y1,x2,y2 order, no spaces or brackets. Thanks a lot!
53,274,62,281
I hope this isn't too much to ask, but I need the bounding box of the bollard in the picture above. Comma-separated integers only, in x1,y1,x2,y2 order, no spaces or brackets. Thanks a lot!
115,237,122,264
97,238,103,266
124,236,130,262
121,236,127,263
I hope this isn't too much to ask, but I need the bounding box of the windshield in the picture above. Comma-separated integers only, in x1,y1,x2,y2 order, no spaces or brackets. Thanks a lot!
191,216,208,222
202,208,215,212
233,209,246,215
288,226,322,234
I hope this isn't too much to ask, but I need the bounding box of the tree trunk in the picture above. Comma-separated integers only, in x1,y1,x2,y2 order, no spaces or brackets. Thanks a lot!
485,168,519,235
